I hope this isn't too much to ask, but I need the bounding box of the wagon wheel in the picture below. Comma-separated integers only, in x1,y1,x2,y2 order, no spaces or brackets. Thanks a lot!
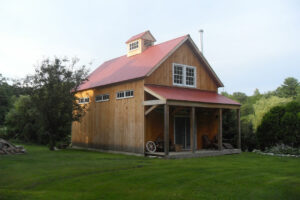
145,141,157,153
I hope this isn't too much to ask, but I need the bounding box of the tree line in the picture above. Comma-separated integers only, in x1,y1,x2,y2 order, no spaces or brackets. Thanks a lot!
0,57,299,151
0,58,88,150
222,77,300,151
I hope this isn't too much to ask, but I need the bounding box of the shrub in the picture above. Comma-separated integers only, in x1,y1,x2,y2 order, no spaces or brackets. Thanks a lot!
256,101,300,150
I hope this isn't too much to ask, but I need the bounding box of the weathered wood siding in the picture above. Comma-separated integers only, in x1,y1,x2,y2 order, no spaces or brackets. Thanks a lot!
196,109,219,149
72,80,145,153
145,42,218,91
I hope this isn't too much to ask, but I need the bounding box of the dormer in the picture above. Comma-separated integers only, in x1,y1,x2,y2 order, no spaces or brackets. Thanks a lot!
126,30,156,57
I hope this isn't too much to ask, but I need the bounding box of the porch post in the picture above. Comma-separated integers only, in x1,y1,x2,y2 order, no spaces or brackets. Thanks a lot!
190,107,195,153
164,104,169,156
218,108,223,150
237,109,241,149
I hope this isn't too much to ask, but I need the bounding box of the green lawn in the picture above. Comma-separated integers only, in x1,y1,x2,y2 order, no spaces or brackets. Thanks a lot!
0,145,300,200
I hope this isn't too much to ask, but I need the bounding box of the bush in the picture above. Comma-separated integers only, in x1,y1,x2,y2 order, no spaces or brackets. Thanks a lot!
0,126,9,139
241,119,257,151
5,95,46,144
264,144,300,155
256,101,300,150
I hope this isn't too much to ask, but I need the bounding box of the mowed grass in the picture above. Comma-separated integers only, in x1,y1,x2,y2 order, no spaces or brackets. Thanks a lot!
0,145,300,200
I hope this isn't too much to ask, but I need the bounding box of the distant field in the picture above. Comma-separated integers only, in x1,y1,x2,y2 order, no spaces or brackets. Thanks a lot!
0,145,300,200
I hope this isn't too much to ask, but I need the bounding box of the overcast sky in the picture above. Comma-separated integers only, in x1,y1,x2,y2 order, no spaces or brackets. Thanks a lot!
0,0,299,94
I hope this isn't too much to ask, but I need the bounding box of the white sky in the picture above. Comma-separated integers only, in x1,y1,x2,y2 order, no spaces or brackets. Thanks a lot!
0,0,299,94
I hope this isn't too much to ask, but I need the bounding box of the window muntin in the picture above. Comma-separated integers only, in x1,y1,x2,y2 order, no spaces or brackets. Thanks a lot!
172,63,196,87
186,67,195,86
116,90,134,99
78,97,89,104
129,41,139,51
173,64,183,84
95,94,109,102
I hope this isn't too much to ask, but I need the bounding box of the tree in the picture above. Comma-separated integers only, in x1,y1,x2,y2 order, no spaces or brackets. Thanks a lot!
0,74,10,126
257,101,300,149
5,95,43,142
249,96,291,131
31,58,88,150
232,92,248,104
276,77,299,98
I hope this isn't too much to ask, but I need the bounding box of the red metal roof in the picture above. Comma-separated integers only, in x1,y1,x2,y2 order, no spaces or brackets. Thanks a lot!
77,35,187,91
126,30,150,43
145,84,241,106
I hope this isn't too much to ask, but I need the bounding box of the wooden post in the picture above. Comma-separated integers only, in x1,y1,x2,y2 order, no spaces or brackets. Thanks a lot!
237,109,241,149
218,108,223,150
190,107,196,153
164,104,169,156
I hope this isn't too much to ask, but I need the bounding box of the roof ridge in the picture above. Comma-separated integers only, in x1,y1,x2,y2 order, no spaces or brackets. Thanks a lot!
99,35,188,65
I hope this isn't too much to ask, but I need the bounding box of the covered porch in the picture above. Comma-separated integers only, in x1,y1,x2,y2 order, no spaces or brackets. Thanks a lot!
144,85,241,158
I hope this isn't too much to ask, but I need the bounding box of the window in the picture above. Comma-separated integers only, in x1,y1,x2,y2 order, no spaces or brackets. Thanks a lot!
172,63,196,87
173,64,183,84
116,90,134,99
78,97,89,104
129,40,139,51
95,94,109,102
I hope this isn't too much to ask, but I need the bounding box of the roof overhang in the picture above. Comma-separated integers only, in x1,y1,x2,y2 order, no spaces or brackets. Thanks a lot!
144,85,240,109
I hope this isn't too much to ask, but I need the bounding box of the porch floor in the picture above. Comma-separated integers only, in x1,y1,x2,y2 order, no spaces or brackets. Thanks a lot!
145,149,241,159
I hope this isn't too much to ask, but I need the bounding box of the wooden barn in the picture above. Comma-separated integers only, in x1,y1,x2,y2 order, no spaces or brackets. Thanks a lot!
72,31,241,158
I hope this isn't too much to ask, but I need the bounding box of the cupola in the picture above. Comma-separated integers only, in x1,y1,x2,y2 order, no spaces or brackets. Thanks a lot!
126,30,156,57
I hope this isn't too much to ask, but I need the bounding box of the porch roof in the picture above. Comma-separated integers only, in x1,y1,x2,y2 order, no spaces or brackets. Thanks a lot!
144,84,241,107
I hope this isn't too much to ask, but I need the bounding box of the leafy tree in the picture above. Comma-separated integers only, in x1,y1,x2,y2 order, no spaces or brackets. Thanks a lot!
249,96,291,131
0,74,10,126
0,74,33,126
5,95,44,142
31,58,88,150
241,118,257,151
276,77,299,98
257,101,300,149
222,110,238,146
232,92,248,104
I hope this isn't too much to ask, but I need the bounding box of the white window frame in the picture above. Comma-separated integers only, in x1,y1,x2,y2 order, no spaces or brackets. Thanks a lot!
116,90,134,99
129,40,139,51
95,94,110,102
78,97,89,104
172,63,196,88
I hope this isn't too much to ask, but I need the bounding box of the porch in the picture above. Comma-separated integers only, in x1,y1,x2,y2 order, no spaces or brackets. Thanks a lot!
144,85,241,158
146,149,241,159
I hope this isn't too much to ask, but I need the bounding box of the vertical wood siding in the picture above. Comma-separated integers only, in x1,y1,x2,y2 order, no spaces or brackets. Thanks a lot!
72,80,145,153
145,42,218,91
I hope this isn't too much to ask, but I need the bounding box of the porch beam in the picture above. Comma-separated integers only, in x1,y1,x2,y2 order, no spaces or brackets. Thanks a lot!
218,108,223,150
143,100,166,106
164,104,169,156
167,100,240,110
190,107,196,153
237,109,241,149
145,105,159,116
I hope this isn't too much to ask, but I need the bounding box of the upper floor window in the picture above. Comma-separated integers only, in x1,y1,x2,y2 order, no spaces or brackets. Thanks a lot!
78,97,89,104
129,41,139,51
116,90,134,99
172,63,196,87
95,94,109,102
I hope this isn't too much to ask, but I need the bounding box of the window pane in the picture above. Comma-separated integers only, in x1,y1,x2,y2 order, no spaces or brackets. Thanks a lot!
173,65,183,84
186,67,195,86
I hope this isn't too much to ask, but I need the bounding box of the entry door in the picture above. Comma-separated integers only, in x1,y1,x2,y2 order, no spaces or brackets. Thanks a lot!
174,117,190,149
